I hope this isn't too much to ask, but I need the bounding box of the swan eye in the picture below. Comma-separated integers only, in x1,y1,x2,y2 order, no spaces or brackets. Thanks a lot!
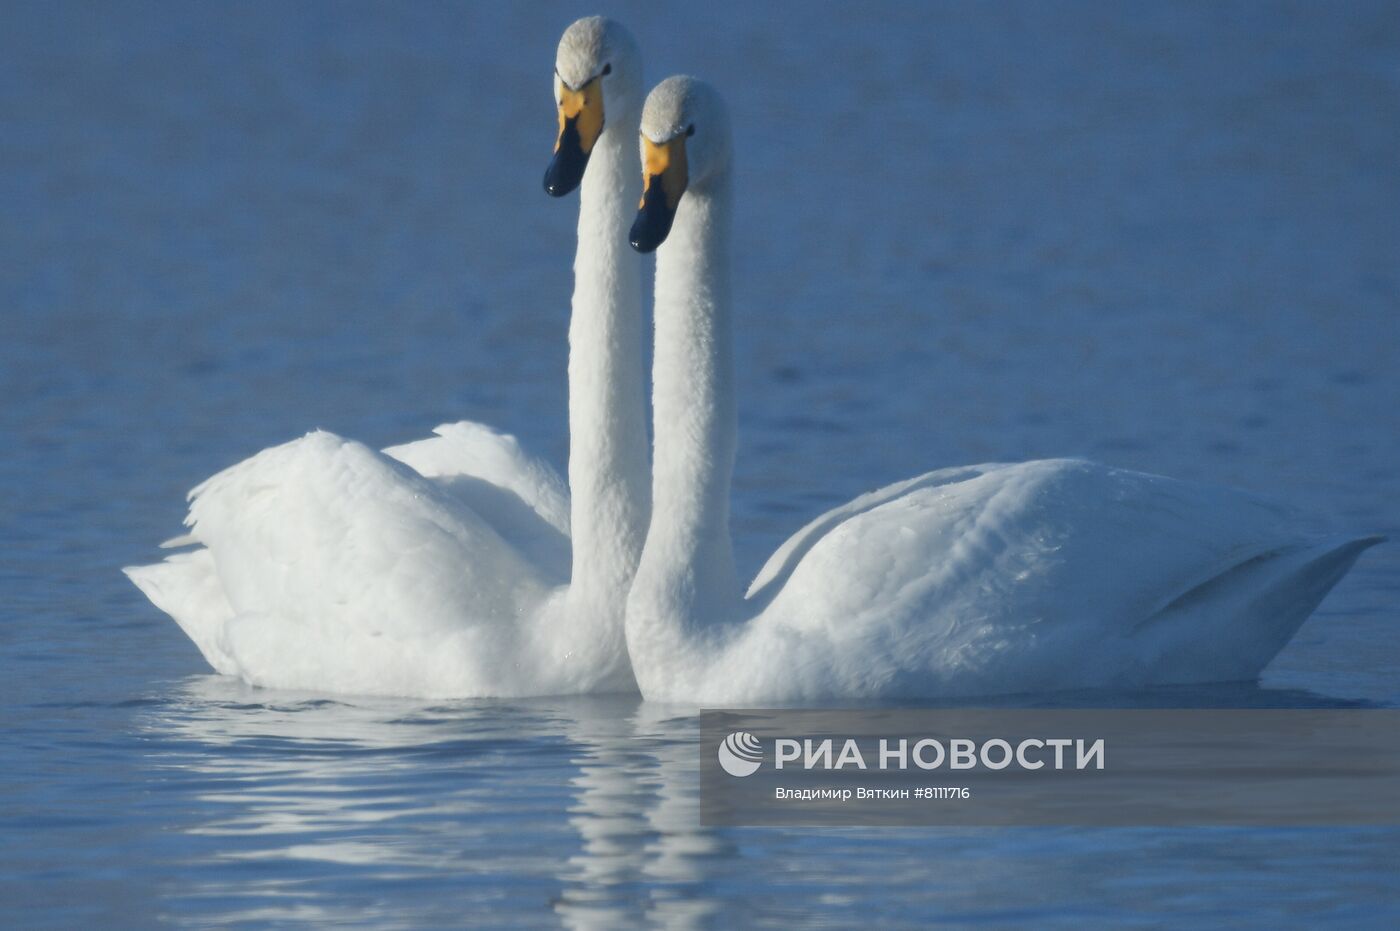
686,123,695,137
601,63,612,76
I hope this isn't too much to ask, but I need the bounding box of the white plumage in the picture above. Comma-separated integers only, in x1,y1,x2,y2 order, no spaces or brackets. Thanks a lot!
126,426,584,696
665,458,1377,703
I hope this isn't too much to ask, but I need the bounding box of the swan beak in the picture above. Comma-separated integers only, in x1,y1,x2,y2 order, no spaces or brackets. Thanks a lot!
629,134,688,253
544,76,605,197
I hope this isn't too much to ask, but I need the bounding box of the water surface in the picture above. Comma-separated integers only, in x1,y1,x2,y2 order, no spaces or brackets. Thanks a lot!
3,1,1398,925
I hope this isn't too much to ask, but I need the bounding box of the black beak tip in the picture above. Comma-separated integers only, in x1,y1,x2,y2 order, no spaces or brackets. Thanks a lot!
543,165,580,198
543,130,588,198
629,214,666,253
629,198,673,253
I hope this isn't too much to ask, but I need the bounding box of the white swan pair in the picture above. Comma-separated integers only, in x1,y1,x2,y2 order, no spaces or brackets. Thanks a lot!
127,18,1378,703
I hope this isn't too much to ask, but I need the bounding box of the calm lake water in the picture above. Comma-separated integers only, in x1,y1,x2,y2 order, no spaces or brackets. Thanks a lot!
4,1,1398,926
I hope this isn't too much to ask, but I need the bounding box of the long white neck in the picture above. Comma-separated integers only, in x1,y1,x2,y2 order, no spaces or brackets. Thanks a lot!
567,115,651,612
627,169,741,684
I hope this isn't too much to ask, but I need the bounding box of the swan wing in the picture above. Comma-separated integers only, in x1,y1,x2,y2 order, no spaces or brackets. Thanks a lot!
752,459,1377,696
128,431,557,695
745,463,993,604
126,422,571,684
186,430,556,625
385,420,570,576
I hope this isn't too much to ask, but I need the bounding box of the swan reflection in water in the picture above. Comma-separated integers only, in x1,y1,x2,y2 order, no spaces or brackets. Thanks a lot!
138,678,733,927
136,676,1380,927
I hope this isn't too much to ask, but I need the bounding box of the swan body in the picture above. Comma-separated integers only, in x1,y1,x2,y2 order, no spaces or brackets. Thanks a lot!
129,428,605,696
127,18,650,698
623,76,1380,705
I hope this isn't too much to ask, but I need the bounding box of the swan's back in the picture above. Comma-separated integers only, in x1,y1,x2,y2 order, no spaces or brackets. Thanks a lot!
745,459,1378,699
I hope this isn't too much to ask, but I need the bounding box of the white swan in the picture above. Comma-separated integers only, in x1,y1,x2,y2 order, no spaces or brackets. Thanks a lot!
622,76,1381,705
124,17,650,698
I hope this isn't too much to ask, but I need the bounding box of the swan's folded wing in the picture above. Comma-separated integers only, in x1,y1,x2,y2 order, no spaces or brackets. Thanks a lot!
754,459,1376,691
755,459,1309,617
185,430,555,642
385,421,569,533
385,421,570,576
744,463,999,605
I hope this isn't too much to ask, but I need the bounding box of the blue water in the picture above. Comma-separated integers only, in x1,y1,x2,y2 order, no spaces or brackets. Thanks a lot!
4,1,1398,926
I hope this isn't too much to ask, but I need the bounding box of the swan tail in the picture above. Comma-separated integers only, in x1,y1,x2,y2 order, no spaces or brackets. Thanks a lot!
123,548,238,675
1134,533,1383,683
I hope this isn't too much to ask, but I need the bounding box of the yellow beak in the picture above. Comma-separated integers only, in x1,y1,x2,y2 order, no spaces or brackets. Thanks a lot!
639,135,688,211
630,135,689,252
543,75,605,197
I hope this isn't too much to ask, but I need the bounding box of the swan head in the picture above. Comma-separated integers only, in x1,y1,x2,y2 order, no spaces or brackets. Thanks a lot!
543,16,643,197
630,76,731,252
